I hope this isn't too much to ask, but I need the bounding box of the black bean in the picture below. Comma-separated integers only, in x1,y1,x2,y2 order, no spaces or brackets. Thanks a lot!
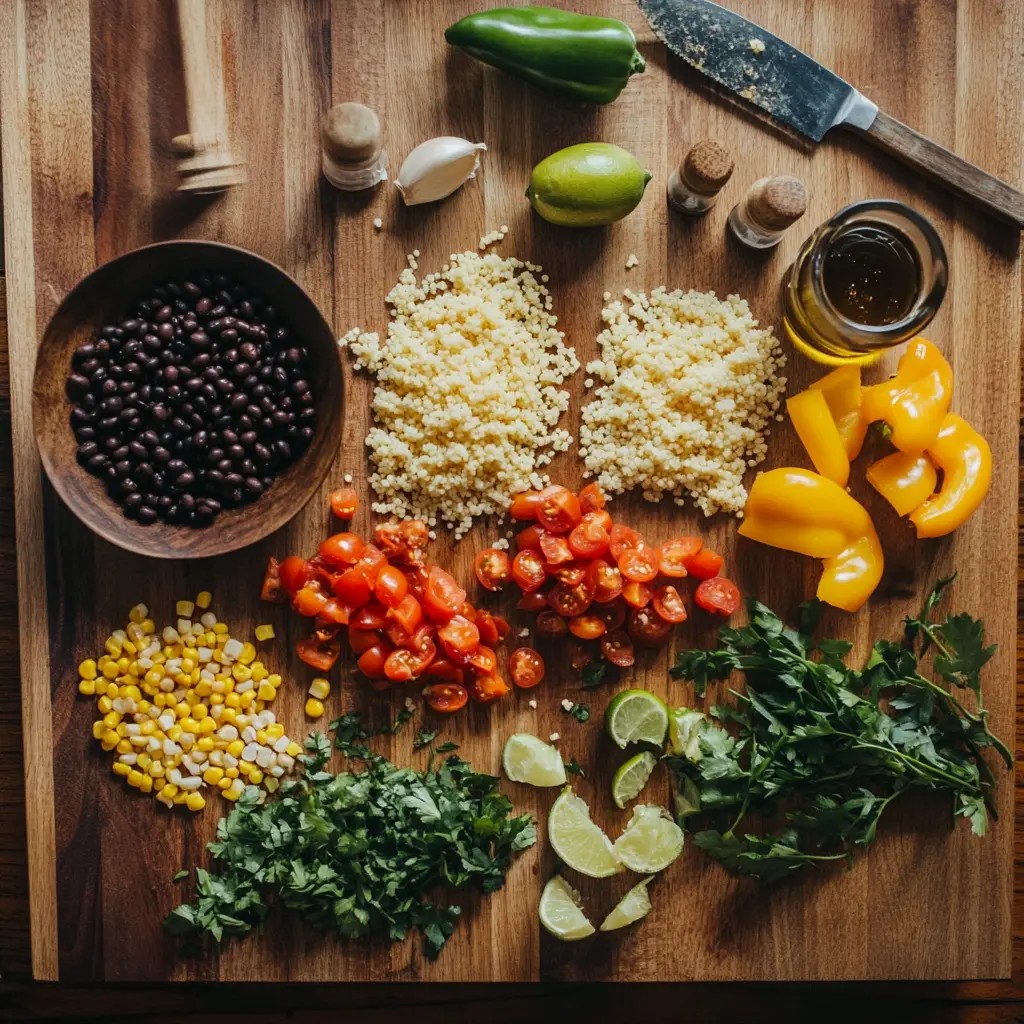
137,506,158,524
66,374,91,399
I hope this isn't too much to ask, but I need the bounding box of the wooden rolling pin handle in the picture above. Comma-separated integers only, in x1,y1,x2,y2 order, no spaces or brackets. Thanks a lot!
852,110,1024,228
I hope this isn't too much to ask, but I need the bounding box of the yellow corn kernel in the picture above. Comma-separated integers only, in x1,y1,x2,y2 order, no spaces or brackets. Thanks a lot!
218,777,232,790
79,659,97,680
226,739,245,758
115,656,130,673
250,662,268,682
101,733,119,752
238,691,254,709
213,622,229,635
253,681,273,702
102,711,122,729
116,739,133,755
175,702,189,719
172,790,187,805
248,769,264,785
105,682,120,699
176,600,195,618
96,695,113,714
112,762,131,777
126,769,144,789
195,591,212,610
101,661,119,680
198,717,216,735
144,668,164,686
78,679,96,696
239,760,254,776
168,724,183,742
194,681,213,698
115,723,128,737
222,785,242,802
286,742,302,758
254,624,275,642
180,657,195,675
137,752,152,770
92,720,107,740
162,783,179,799
197,736,215,752
149,761,166,778
190,668,201,685
266,723,285,741
225,767,240,780
186,792,205,812
256,730,267,746
203,766,224,785
152,692,167,707
104,638,123,658
305,698,325,719
181,717,199,734
308,678,331,700
268,674,282,689
225,693,240,709
121,684,142,701
141,618,156,635
192,703,208,720
231,664,252,684
238,642,256,665
128,604,147,623
265,777,280,794
184,691,200,708
253,701,265,713
152,775,166,790
139,775,153,794
137,699,151,714
122,639,137,656
140,720,155,736
221,707,238,725
209,693,224,706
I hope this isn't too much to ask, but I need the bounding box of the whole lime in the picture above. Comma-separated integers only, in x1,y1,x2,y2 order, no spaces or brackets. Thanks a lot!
527,143,652,227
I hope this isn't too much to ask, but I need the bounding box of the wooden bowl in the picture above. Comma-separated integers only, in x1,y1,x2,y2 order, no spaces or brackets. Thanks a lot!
33,241,343,559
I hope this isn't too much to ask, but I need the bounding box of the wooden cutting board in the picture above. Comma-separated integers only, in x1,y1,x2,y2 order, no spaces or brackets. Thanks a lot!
1,0,1019,984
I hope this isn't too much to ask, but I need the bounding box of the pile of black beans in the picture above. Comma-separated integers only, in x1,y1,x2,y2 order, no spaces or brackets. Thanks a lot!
65,273,316,527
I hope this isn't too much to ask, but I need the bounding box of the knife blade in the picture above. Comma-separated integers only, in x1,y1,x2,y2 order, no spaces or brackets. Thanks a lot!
637,0,1024,226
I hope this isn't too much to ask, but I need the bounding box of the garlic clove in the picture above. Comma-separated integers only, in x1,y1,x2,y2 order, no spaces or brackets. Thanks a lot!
394,136,487,206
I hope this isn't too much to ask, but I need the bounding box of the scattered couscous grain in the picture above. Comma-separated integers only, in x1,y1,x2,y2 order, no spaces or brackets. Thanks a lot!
749,37,765,53
625,253,639,269
580,288,786,516
345,249,579,536
478,226,507,249
373,217,383,230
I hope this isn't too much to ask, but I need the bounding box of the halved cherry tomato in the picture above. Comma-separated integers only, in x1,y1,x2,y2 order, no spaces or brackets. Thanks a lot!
493,615,511,640
353,544,387,587
424,566,467,624
333,566,372,607
296,633,342,671
385,639,435,681
468,673,510,703
578,482,606,513
438,614,480,657
260,557,287,603
357,640,392,678
348,627,380,655
313,621,342,644
601,630,635,667
510,489,544,520
400,519,429,552
400,622,436,652
594,598,626,633
279,555,308,597
404,565,429,600
425,656,465,684
569,614,606,640
374,523,406,559
554,564,587,586
618,547,659,583
509,647,545,688
476,609,500,647
588,559,624,603
469,645,498,674
609,524,645,561
548,580,593,617
329,487,359,519
319,532,365,567
318,597,353,625
568,515,610,559
292,585,329,618
622,581,653,608
351,602,389,631
695,576,741,616
511,549,547,592
687,548,724,580
627,607,673,648
539,531,574,566
458,602,478,623
475,548,511,591
516,524,543,551
374,565,408,608
537,485,582,534
535,609,569,639
653,584,688,624
659,536,702,577
423,682,468,712
517,590,549,612
387,593,423,636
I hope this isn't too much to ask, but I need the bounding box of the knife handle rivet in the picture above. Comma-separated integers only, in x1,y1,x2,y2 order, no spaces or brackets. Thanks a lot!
729,175,808,249
668,140,734,215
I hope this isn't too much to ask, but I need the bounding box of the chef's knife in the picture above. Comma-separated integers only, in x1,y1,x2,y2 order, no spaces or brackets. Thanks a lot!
637,0,1024,227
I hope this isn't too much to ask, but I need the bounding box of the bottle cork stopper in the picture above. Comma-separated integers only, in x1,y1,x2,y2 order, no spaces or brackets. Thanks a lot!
745,175,808,231
322,102,382,164
680,140,734,196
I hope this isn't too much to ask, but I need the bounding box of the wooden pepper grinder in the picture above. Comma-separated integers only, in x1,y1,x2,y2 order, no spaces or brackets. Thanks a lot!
171,0,246,193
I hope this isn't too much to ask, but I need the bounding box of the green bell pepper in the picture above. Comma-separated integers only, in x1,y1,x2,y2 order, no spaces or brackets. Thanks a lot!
444,6,645,106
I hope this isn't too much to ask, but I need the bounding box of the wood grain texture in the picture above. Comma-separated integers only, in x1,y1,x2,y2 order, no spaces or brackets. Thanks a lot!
0,0,1020,986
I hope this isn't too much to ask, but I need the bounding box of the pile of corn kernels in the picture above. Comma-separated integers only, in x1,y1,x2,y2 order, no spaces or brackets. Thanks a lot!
79,593,300,811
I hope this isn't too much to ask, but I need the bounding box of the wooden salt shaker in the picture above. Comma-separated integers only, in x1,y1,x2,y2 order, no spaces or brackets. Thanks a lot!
667,140,734,215
728,175,808,249
171,0,246,193
321,103,388,191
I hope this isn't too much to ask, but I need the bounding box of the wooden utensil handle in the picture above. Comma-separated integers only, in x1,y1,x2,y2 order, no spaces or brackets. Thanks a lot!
853,110,1024,227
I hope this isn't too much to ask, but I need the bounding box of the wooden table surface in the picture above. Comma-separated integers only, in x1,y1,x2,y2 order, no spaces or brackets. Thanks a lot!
1,0,1023,1016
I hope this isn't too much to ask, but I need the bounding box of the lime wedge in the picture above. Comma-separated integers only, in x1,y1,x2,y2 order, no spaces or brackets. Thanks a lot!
503,733,567,787
539,874,596,941
548,788,622,878
611,751,658,809
612,804,684,873
605,689,668,750
599,876,654,932
667,707,707,761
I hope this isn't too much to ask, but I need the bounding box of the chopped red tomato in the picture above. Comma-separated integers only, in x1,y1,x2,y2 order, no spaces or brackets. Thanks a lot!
296,633,342,671
618,547,659,583
516,524,543,551
492,615,511,640
387,593,423,636
373,523,406,559
329,487,359,519
509,647,545,688
554,564,587,586
658,536,701,577
423,682,468,712
292,585,329,618
511,549,547,592
348,627,380,655
536,485,582,533
475,548,511,591
374,565,408,608
468,673,510,703
601,629,635,667
423,566,467,624
569,614,606,640
403,564,429,600
539,532,574,566
594,598,626,632
425,656,465,684
548,580,593,618
509,489,544,520
687,548,724,580
568,515,610,559
351,602,389,631
469,645,498,674
627,607,673,648
476,609,501,647
622,581,653,608
279,555,308,597
319,532,365,567
694,576,741,616
438,614,480,658
653,584,688,624
535,609,569,639
578,482,606,513
384,640,435,681
609,524,645,561
399,519,429,552
353,544,387,587
357,640,392,678
517,590,549,612
588,559,624,603
318,597,352,626
333,566,372,607
260,557,287,603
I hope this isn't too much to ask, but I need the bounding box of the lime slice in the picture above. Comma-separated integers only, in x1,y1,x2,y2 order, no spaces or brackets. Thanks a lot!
503,733,567,787
667,707,707,761
599,876,654,932
539,874,596,941
548,788,622,878
612,751,658,809
605,689,668,750
612,804,684,873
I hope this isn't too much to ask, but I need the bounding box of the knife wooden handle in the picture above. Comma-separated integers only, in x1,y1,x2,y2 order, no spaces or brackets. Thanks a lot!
852,110,1024,227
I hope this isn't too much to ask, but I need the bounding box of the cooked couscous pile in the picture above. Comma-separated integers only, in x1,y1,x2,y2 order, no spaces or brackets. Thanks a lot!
579,287,787,516
342,249,579,536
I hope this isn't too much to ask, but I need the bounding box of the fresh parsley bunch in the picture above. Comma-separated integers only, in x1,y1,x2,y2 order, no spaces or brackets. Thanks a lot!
667,574,1010,883
166,715,536,957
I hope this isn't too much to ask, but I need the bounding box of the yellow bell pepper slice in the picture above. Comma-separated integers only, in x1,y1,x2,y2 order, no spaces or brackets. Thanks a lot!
865,451,938,517
786,388,850,487
739,467,883,612
909,413,992,539
809,364,868,460
860,338,952,453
